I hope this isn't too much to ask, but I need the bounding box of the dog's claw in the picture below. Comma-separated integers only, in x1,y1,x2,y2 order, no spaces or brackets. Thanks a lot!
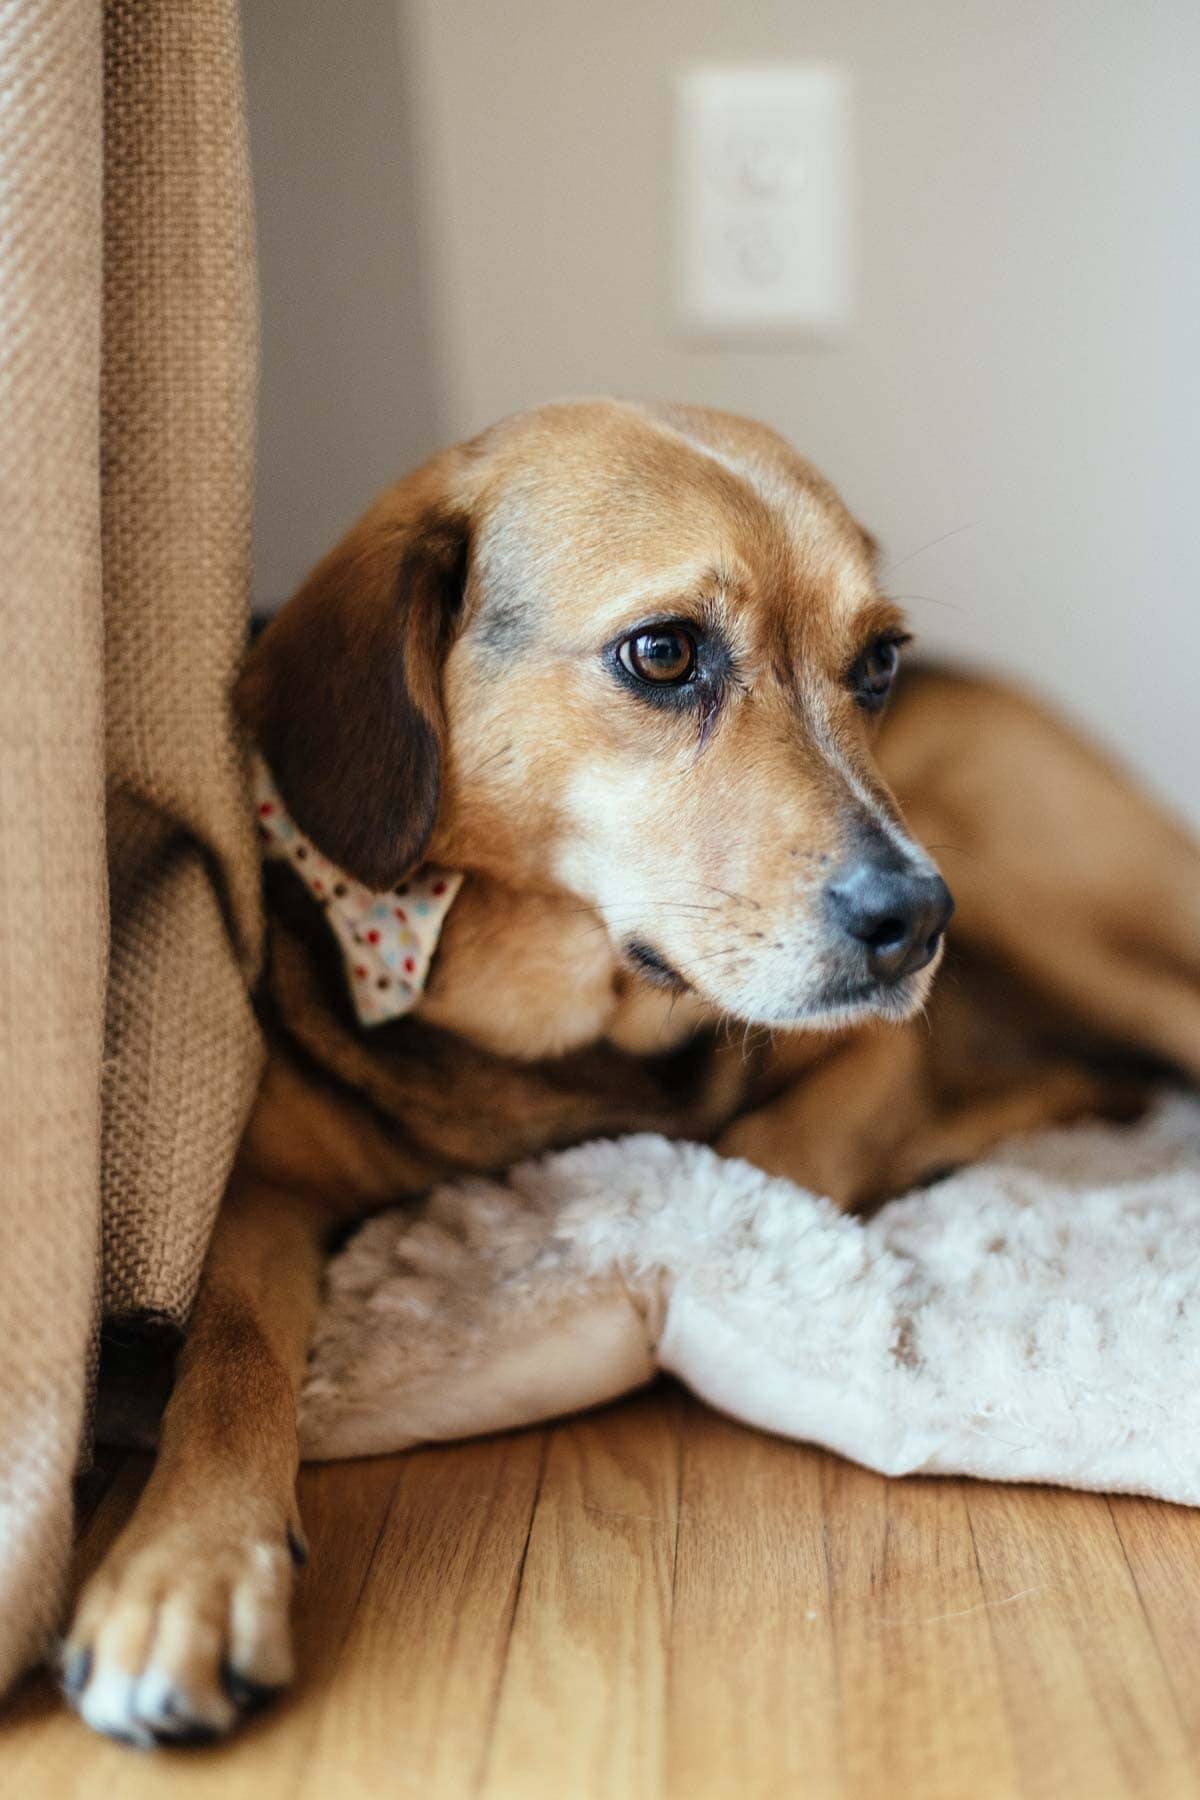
59,1644,93,1699
222,1660,286,1715
152,1719,222,1748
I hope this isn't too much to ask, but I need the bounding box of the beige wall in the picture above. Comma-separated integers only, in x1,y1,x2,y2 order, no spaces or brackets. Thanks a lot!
243,0,440,611
247,0,1200,826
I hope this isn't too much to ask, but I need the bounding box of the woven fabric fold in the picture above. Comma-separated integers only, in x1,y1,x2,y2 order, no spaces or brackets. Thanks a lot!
0,0,262,1694
100,0,264,1326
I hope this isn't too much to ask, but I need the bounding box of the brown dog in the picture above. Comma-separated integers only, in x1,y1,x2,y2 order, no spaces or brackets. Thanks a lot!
63,400,1200,1743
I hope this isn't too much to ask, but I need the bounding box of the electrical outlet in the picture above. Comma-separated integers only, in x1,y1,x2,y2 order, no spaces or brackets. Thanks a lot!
673,65,851,338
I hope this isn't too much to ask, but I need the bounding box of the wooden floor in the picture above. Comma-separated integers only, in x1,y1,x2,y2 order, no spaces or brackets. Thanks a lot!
4,1383,1200,1798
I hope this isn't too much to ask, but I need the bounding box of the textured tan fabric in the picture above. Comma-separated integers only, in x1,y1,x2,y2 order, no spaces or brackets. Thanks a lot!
100,0,263,1322
0,0,106,1703
0,0,262,1694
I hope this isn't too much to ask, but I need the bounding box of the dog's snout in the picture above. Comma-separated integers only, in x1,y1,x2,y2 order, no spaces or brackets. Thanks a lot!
825,851,954,983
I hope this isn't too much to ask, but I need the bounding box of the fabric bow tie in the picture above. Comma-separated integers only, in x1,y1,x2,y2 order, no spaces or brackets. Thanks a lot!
252,755,462,1027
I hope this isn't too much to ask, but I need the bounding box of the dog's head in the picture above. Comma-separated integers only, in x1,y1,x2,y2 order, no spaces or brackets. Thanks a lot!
239,400,952,1030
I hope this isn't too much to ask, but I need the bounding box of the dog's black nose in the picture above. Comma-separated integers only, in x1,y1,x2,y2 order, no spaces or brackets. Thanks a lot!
826,851,955,983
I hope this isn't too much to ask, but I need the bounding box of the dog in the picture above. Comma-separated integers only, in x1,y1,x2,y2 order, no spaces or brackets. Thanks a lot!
62,399,1200,1743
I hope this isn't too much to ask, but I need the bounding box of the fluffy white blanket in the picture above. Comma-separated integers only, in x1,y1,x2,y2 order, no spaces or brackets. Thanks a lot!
301,1095,1200,1506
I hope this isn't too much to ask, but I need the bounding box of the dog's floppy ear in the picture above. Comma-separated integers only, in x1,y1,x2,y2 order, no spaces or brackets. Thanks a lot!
237,451,474,890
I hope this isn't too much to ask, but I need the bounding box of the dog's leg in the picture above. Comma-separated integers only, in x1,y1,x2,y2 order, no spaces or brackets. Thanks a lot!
1001,932,1200,1082
716,1025,929,1207
880,1064,1139,1197
717,1027,1130,1209
61,1177,326,1745
881,668,1200,1082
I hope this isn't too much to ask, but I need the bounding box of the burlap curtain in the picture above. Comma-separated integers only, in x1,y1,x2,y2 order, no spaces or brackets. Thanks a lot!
0,0,263,1694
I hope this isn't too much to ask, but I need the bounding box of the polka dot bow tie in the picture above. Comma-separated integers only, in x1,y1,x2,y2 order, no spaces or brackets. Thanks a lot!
252,755,463,1028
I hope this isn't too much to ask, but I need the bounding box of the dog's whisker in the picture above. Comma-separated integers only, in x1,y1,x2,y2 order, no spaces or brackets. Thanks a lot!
696,882,763,911
885,590,968,614
878,518,981,578
559,900,726,920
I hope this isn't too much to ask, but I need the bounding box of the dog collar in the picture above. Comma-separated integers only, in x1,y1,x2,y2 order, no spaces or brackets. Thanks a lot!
252,755,462,1028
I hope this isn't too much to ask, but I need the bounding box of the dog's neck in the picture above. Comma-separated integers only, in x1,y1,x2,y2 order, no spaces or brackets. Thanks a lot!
254,755,707,1060
415,872,713,1062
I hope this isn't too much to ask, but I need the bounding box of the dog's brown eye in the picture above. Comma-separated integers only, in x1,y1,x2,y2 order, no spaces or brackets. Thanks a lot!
619,627,697,685
851,635,905,710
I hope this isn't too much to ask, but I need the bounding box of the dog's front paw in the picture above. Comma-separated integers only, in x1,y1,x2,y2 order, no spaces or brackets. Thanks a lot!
60,1505,306,1746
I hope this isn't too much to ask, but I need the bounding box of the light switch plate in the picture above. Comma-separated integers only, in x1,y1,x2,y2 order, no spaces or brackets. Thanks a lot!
673,65,852,338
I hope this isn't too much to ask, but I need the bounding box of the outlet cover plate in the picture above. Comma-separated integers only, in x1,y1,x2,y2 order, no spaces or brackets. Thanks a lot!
674,64,852,339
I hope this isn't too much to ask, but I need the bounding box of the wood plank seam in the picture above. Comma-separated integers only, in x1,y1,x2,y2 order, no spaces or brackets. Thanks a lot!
1106,1496,1192,1752
471,1428,551,1799
962,1489,1025,1797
